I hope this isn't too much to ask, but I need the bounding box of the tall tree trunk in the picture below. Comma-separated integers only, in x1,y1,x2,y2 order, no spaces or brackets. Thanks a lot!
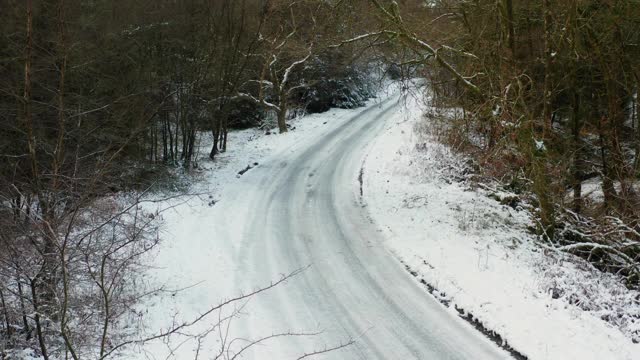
24,0,60,321
30,279,50,360
599,117,617,211
571,89,583,213
23,0,39,203
634,85,640,174
568,0,583,214
605,69,637,215
542,0,553,137
498,0,515,59
222,120,228,152
151,122,157,162
277,92,288,133
173,93,179,161
210,127,218,160
505,0,515,56
51,0,67,202
162,114,168,162
168,112,175,163
16,277,30,340
0,287,12,338
209,106,221,160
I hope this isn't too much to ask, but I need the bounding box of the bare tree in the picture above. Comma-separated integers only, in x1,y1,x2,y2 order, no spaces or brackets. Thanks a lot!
237,4,316,133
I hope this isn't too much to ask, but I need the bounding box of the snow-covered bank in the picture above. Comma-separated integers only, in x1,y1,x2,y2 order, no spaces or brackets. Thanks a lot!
362,94,640,359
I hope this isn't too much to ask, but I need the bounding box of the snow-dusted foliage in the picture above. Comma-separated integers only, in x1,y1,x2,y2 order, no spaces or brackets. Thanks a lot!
538,251,640,343
0,195,161,359
298,57,377,113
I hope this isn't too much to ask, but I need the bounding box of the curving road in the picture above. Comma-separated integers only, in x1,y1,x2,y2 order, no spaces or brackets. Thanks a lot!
213,97,511,359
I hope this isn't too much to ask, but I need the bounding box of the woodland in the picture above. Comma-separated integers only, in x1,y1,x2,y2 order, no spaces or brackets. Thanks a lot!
1,0,639,358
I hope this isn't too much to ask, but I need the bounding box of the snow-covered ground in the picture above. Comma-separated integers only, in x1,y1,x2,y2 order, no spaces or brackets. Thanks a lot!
362,93,640,360
135,89,511,360
132,85,639,360
137,103,386,358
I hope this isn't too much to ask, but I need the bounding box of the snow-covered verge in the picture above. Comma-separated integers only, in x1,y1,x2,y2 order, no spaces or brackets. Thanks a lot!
362,94,640,360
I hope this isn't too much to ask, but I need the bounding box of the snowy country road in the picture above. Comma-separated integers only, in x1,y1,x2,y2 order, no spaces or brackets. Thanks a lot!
199,96,511,360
